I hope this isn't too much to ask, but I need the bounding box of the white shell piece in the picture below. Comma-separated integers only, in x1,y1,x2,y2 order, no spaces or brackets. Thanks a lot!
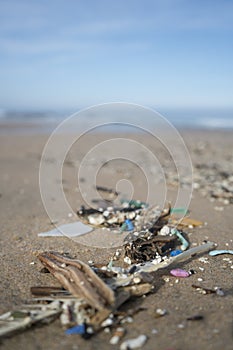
120,334,147,350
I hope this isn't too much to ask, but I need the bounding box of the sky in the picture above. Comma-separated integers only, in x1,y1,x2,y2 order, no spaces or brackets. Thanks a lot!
0,0,233,112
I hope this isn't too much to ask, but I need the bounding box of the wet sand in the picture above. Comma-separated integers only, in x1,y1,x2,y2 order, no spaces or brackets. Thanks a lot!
0,125,233,350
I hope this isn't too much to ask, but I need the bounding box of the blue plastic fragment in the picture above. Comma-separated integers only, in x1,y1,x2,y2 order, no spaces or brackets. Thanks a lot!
65,324,86,335
170,249,182,257
209,250,233,256
125,219,134,231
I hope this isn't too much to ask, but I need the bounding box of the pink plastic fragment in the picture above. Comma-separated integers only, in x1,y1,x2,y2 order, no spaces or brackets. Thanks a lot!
170,268,190,278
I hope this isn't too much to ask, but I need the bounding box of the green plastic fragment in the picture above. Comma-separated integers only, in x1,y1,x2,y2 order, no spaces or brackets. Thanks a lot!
107,258,113,270
120,199,148,209
171,228,189,251
120,222,128,232
171,207,189,215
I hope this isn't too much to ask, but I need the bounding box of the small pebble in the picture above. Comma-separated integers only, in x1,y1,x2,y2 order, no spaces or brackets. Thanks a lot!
213,328,219,334
124,257,132,265
104,327,111,333
163,277,170,283
198,257,209,264
154,308,167,318
159,225,170,236
187,315,204,321
101,317,113,327
177,324,185,329
215,287,225,296
120,316,133,324
109,327,125,345
214,206,224,211
133,277,141,284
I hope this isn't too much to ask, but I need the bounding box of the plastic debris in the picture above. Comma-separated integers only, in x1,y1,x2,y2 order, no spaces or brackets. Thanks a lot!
177,217,203,228
125,219,134,231
121,199,148,209
170,249,182,257
171,228,189,251
0,238,215,341
170,268,190,278
65,324,86,335
38,221,92,237
120,334,148,350
120,219,134,232
209,250,233,256
3,185,220,344
170,207,188,215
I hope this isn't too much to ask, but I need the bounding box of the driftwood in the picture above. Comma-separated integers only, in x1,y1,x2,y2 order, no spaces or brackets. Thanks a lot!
38,252,115,311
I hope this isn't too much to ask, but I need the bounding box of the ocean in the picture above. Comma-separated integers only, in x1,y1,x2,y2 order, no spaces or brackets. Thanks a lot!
0,107,233,134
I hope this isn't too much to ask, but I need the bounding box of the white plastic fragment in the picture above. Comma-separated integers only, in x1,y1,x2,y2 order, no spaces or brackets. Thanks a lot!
38,221,92,237
120,334,148,350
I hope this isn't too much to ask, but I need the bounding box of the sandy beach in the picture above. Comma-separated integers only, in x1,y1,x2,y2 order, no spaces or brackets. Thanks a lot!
0,125,233,350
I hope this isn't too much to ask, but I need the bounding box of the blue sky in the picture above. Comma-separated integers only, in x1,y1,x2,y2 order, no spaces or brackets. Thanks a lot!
0,0,233,111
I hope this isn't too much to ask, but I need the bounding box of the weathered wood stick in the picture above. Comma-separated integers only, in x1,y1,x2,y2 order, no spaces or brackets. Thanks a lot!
38,252,115,310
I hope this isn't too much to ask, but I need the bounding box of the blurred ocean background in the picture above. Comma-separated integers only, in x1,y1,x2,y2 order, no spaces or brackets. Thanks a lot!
0,1,233,133
1,107,233,133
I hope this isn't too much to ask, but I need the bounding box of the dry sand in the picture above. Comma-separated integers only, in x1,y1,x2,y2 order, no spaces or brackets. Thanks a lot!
0,125,232,350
